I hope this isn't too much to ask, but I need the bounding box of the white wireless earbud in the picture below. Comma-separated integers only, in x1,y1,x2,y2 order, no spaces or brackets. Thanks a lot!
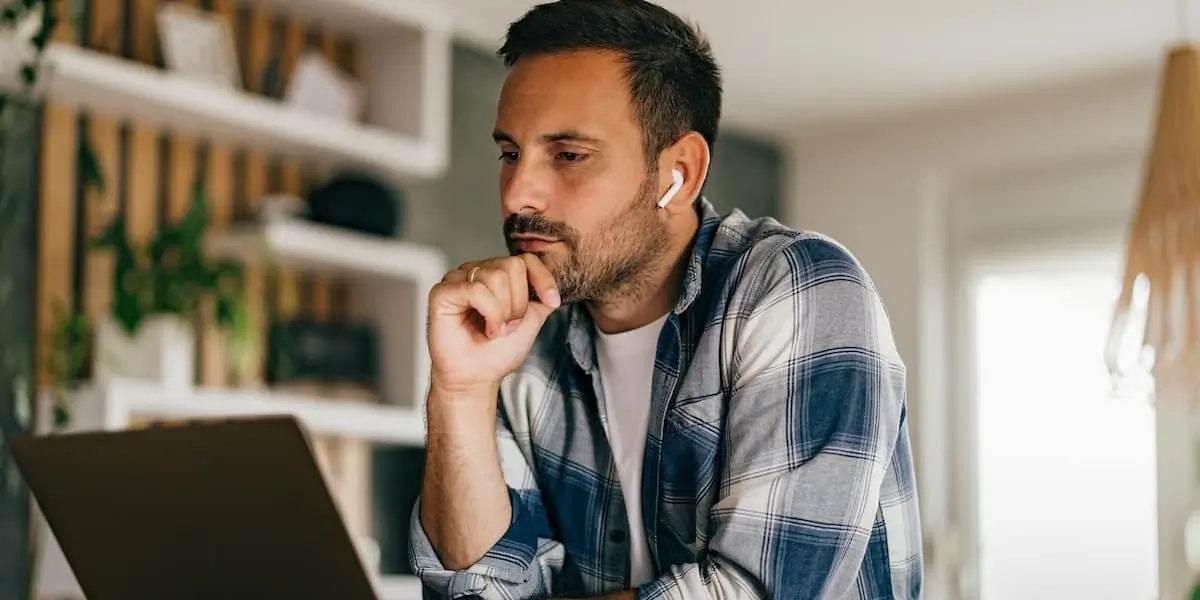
656,169,684,209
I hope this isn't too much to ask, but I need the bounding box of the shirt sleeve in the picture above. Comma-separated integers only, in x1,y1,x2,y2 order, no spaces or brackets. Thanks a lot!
638,235,915,600
409,405,565,599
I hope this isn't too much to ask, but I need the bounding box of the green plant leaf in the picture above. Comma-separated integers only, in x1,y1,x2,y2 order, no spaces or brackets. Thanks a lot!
90,215,125,248
110,237,145,335
176,180,209,241
69,0,85,35
78,134,105,193
31,26,50,51
52,403,69,429
20,64,36,87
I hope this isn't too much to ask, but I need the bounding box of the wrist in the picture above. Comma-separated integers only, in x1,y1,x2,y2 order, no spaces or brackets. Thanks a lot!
425,377,500,433
428,372,501,398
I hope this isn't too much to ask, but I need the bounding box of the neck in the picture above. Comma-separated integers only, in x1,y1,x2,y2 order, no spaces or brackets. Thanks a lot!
587,209,699,334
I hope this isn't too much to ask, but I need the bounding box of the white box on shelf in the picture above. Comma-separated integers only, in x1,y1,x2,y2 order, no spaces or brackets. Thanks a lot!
285,51,366,122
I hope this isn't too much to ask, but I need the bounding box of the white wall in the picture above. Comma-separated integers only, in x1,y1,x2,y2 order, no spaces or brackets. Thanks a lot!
781,65,1193,599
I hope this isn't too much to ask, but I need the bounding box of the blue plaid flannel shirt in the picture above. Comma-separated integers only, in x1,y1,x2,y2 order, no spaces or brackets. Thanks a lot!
410,198,923,599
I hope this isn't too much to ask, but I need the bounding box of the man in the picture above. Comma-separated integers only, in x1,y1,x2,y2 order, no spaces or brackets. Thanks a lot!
409,1,922,598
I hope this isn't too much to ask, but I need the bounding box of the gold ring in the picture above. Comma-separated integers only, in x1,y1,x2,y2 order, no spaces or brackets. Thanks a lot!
467,266,481,283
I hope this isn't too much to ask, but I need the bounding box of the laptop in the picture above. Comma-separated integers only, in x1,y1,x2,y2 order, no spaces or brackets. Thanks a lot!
9,415,394,600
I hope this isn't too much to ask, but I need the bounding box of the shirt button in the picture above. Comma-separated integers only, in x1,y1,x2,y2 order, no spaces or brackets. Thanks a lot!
609,529,627,543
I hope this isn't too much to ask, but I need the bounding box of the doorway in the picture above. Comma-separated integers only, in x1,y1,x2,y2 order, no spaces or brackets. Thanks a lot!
964,247,1158,600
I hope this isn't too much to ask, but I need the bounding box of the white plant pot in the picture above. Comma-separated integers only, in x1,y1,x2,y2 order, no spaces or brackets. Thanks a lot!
94,315,196,390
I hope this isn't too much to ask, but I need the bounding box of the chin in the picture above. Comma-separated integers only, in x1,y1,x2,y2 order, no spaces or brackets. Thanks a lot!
533,247,567,265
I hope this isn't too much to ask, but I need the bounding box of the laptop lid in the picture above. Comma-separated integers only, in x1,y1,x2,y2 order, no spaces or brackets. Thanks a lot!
9,415,380,600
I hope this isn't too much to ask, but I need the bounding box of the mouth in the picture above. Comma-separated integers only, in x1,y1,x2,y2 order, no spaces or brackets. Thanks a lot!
510,234,561,253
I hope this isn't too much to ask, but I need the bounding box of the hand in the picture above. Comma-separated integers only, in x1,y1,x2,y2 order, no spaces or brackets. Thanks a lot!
427,254,561,394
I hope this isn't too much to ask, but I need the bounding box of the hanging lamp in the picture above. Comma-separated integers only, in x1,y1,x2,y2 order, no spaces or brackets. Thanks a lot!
1105,19,1200,398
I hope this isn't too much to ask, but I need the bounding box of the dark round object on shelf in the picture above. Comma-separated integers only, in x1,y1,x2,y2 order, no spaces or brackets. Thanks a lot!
305,171,403,238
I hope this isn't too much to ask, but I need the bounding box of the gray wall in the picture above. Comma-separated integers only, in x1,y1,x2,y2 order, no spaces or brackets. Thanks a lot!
402,44,784,269
702,132,783,221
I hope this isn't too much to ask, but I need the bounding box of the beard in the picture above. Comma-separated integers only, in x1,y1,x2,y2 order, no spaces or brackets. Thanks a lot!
504,171,671,304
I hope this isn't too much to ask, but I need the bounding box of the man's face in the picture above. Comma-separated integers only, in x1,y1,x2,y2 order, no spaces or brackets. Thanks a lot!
494,50,670,304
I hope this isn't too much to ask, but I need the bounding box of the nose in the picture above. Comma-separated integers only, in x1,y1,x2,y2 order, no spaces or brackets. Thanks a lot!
500,160,550,217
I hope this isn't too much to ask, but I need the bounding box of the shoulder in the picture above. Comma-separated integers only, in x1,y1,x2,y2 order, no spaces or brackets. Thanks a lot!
710,212,906,399
706,210,880,306
707,209,902,362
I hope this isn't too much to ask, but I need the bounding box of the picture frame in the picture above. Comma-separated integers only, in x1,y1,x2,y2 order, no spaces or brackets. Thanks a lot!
284,51,365,122
156,2,241,89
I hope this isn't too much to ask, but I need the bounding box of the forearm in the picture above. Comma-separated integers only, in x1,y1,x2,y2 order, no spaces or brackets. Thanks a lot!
419,382,511,570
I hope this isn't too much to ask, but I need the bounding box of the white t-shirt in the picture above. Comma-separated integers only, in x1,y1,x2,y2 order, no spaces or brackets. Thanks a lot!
593,313,669,588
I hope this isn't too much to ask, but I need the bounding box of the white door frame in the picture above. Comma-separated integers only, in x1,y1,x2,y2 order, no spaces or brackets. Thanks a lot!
946,228,1188,599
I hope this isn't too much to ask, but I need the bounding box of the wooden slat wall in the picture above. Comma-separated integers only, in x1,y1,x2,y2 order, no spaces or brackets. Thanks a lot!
35,0,79,391
199,0,237,388
37,0,357,389
35,0,371,536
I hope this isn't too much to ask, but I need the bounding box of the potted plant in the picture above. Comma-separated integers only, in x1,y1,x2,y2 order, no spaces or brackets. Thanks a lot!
37,179,256,428
39,187,256,428
101,179,255,381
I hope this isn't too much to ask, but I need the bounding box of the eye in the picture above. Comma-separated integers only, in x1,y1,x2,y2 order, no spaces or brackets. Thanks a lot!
556,151,589,162
498,151,519,164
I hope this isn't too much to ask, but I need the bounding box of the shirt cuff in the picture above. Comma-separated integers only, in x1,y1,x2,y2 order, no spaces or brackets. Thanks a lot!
409,487,541,598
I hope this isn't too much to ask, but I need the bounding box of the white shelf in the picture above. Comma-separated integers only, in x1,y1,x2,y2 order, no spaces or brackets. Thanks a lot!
208,216,448,283
206,216,444,412
38,43,444,180
75,378,426,447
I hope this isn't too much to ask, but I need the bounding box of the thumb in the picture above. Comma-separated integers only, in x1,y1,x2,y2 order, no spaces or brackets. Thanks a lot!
525,300,558,325
514,300,557,334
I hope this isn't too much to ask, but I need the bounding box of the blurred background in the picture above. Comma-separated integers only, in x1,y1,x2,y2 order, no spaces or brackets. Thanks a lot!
0,0,1197,599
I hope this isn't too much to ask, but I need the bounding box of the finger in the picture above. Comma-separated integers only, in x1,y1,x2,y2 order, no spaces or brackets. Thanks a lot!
500,257,530,322
519,254,560,308
442,263,473,284
438,281,508,338
471,267,514,321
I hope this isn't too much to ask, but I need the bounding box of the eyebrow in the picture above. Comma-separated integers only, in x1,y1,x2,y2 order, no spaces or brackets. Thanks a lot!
492,129,604,145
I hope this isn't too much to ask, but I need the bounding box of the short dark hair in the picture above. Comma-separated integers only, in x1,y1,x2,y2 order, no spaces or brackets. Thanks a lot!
498,0,722,165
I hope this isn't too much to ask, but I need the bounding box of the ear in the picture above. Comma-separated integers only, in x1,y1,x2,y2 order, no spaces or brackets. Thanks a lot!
657,131,710,213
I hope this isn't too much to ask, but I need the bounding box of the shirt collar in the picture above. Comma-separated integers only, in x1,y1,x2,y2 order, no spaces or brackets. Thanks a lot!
565,197,723,371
